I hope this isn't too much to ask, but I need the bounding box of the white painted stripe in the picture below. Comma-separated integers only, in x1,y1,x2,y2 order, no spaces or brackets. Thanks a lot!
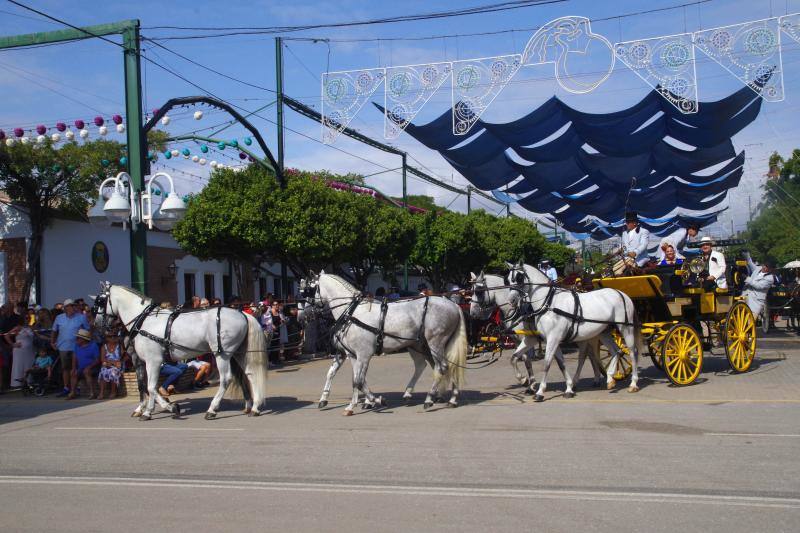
53,427,243,432
705,432,800,438
0,476,797,509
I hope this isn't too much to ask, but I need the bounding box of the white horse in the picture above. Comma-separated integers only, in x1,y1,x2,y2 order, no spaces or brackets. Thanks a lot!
506,261,641,401
93,282,269,420
469,270,605,394
300,271,468,415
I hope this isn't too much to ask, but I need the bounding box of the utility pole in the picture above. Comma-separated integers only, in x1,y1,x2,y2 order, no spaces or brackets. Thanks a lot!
275,36,289,298
0,20,148,295
402,154,408,291
466,186,472,213
748,195,753,222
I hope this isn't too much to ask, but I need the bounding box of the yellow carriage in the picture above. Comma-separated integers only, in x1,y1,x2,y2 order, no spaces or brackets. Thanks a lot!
591,271,757,386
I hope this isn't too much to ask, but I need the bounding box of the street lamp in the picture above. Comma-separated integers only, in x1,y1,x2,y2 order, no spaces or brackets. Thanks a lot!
88,171,187,231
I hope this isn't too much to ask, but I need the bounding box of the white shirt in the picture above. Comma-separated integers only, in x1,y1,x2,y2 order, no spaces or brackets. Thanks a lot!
622,225,651,266
703,250,727,289
657,228,689,261
545,267,558,282
742,254,776,316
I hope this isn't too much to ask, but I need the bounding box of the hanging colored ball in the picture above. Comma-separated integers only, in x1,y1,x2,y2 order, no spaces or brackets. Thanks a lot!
116,124,125,133
150,153,158,162
36,125,47,135
120,156,128,166
52,164,61,172
14,128,24,137
36,135,46,144
94,116,104,127
65,131,75,141
192,155,199,162
20,136,29,144
171,149,179,157
217,141,226,150
200,144,208,153
229,139,238,147
112,114,123,125
148,151,154,159
243,137,252,146
74,120,85,130
210,160,217,168
152,108,160,115
199,158,206,165
239,152,247,160
193,110,203,120
56,122,67,132
182,195,189,201
51,133,61,142
5,138,15,147
98,126,108,136
154,189,161,196
79,129,89,139
161,116,171,126
0,130,5,140
164,151,172,159
101,159,110,167
182,148,190,156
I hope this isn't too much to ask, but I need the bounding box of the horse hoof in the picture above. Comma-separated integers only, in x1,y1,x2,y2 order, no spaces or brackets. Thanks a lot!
248,410,260,417
448,401,458,408
533,394,545,403
343,409,354,417
524,387,534,395
607,379,617,390
318,400,328,409
403,396,413,406
423,402,433,410
204,412,217,420
564,391,575,399
243,407,252,415
628,386,640,393
131,411,141,418
140,414,151,421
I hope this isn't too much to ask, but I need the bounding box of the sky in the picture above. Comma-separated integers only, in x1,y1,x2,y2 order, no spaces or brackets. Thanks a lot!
2,0,800,242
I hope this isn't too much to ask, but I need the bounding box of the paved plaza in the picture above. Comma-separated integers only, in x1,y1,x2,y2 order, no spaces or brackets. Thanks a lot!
1,329,799,532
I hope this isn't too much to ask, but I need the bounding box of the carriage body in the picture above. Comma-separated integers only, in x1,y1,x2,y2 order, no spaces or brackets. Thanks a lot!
592,268,757,386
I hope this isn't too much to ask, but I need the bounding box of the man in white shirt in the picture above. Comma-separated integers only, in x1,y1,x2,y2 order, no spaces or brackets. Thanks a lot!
621,212,651,267
742,252,776,319
656,224,699,262
542,260,558,282
698,236,727,290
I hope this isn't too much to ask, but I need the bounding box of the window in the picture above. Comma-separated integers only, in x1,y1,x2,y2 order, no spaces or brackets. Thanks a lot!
273,277,282,299
287,278,295,297
223,275,231,302
183,272,195,304
259,277,267,300
204,274,215,300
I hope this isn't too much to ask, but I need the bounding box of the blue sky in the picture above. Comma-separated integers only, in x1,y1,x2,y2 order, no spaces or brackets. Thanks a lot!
2,0,800,239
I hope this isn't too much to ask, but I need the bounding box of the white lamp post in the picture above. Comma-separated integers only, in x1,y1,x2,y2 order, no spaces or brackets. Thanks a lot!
141,172,187,230
88,171,186,231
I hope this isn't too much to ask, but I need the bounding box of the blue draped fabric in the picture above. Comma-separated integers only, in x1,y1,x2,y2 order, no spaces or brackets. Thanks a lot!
381,83,763,239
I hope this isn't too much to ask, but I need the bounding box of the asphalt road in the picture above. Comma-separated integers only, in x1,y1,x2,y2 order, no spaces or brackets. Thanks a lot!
1,330,799,532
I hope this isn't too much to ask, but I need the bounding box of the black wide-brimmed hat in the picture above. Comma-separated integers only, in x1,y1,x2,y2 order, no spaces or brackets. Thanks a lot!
624,211,638,223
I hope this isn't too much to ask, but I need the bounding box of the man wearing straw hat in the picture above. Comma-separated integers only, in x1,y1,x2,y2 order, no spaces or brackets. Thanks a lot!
67,328,100,400
698,236,727,290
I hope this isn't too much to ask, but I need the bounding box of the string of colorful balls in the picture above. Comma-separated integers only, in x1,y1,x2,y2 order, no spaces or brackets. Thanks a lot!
1,115,126,146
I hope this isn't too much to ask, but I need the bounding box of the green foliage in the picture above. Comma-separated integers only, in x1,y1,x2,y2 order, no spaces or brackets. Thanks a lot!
172,165,281,263
392,194,442,212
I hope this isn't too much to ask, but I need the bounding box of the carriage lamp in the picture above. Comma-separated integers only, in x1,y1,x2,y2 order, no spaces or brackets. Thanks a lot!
88,171,187,231
167,261,178,279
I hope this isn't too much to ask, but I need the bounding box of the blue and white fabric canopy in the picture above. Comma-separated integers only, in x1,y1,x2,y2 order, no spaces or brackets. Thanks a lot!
378,83,764,239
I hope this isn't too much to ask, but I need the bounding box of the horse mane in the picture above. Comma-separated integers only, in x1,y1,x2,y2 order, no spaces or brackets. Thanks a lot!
114,284,153,305
324,274,361,296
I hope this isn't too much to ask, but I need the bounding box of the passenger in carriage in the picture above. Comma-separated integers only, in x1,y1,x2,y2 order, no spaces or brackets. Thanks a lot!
541,259,558,282
698,236,727,291
657,224,699,262
658,240,684,266
621,212,651,267
742,251,777,318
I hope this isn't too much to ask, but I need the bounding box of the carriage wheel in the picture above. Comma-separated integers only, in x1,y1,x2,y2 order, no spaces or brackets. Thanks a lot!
470,322,502,360
724,302,757,373
598,330,633,381
661,324,703,386
648,340,664,371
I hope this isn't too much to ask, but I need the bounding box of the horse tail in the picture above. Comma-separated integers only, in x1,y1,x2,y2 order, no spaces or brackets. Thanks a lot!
232,314,269,407
443,307,468,388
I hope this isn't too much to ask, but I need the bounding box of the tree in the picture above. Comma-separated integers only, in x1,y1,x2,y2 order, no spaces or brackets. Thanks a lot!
391,194,442,212
0,139,126,302
468,210,549,271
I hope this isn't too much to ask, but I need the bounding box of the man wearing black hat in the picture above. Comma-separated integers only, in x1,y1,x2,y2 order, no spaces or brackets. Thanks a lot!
621,212,651,267
742,251,777,319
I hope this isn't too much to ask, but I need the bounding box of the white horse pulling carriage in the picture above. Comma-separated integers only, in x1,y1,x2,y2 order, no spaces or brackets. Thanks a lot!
93,282,269,420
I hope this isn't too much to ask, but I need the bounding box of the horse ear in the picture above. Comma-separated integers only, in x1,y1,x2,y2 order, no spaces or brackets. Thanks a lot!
318,269,325,276
479,269,485,279
505,261,514,269
470,272,476,281
516,259,524,269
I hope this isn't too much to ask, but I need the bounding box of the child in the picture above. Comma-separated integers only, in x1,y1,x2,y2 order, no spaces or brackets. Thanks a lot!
23,347,54,385
97,332,123,399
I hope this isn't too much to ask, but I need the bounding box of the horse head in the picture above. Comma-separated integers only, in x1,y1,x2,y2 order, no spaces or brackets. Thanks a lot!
92,281,114,330
298,271,320,324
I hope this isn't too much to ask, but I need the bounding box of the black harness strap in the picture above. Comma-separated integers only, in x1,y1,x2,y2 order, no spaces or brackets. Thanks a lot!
162,306,184,362
215,306,223,355
375,298,389,354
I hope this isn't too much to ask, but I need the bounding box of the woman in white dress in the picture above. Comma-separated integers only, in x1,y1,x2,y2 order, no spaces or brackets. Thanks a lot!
3,316,35,389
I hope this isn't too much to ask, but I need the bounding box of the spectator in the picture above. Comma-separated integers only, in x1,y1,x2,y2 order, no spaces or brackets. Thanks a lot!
200,298,210,309
160,302,172,310
417,283,431,296
23,346,54,386
68,328,100,399
4,315,35,390
388,287,401,301
267,301,286,366
191,296,201,309
284,306,302,359
211,298,222,307
159,361,188,397
51,299,90,397
34,308,53,348
0,302,20,391
187,356,212,389
97,332,123,399
449,285,465,305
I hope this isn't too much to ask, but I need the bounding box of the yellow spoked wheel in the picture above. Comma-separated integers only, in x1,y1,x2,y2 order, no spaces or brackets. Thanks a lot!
661,324,703,386
598,330,632,381
724,301,757,373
